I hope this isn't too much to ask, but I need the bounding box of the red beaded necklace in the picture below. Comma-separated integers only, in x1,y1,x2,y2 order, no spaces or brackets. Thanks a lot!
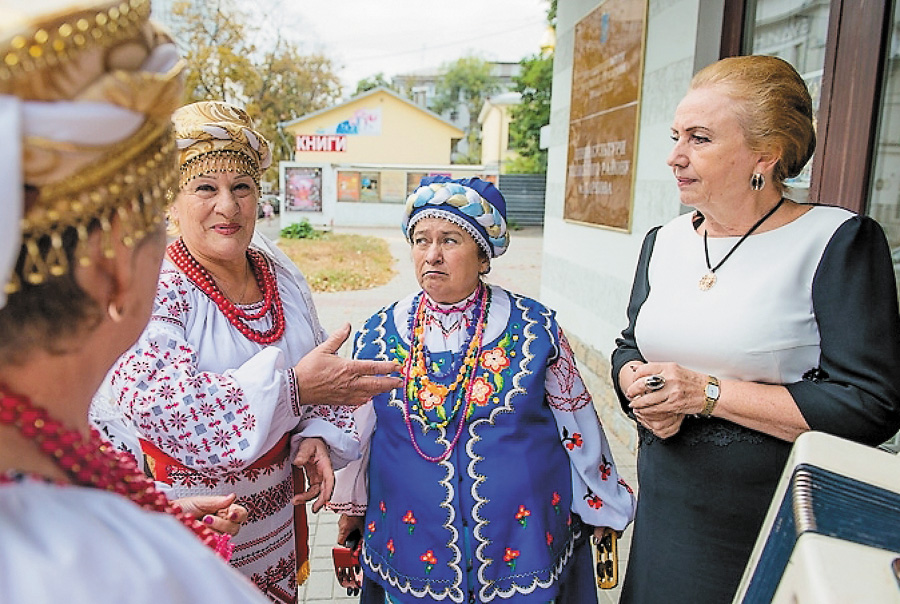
168,238,286,344
0,387,233,559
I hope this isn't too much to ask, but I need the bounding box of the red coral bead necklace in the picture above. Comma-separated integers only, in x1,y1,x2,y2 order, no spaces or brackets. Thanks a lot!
0,386,233,559
168,238,286,344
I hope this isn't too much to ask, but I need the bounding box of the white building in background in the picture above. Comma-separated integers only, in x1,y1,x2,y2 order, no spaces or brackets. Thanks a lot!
392,62,521,162
478,91,522,174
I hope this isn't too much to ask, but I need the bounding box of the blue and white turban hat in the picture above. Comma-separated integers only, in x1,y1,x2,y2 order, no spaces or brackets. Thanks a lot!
403,176,509,258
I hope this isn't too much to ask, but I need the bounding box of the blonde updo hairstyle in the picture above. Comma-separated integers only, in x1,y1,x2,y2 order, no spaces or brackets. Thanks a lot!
690,55,816,193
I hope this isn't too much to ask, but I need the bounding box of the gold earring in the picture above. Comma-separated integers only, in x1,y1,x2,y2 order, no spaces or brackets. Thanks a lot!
108,302,124,323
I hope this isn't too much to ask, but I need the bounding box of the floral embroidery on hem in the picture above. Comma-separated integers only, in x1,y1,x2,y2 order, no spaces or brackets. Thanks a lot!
503,548,520,571
420,550,437,574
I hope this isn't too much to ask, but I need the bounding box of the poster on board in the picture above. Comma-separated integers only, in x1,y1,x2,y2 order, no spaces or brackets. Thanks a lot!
564,0,647,231
284,166,322,212
337,171,361,202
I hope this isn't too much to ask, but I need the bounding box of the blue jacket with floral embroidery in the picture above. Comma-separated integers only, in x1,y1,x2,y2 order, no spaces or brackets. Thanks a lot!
354,292,583,603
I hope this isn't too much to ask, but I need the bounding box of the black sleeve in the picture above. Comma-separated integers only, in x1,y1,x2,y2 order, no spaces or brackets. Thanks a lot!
610,227,660,413
786,216,900,445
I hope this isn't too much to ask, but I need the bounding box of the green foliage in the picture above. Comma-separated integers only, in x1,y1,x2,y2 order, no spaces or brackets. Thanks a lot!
170,0,342,182
250,47,342,179
431,56,501,164
280,219,323,240
354,73,395,96
505,155,546,175
508,53,553,174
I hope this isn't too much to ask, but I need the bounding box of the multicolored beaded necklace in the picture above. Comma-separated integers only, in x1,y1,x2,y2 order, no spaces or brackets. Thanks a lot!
0,387,233,559
402,283,491,463
418,295,479,379
168,238,285,344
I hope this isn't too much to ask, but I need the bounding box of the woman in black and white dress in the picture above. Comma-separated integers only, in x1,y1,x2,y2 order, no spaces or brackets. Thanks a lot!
612,55,900,603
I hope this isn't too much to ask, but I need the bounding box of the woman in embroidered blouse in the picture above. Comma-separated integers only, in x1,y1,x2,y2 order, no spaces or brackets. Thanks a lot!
0,2,270,602
331,176,636,604
612,55,900,603
92,101,401,602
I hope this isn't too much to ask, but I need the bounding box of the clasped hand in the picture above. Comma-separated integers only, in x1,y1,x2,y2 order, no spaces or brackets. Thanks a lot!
624,362,706,439
175,492,248,536
293,323,402,407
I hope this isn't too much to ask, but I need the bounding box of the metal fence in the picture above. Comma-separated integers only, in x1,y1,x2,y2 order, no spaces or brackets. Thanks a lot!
498,174,546,227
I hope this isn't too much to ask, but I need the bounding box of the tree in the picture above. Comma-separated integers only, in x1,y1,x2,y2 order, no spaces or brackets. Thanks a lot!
353,73,395,97
431,56,500,164
507,0,556,174
169,0,342,180
507,53,552,173
247,44,343,164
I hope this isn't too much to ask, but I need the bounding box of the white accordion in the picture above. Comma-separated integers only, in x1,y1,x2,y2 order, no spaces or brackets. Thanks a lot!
734,431,900,603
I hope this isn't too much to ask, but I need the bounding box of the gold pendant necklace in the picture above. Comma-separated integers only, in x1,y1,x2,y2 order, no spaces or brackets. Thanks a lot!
698,272,717,291
699,198,785,291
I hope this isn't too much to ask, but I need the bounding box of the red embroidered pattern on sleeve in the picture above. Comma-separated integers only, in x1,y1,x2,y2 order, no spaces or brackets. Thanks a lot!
546,331,593,412
299,404,355,435
109,273,258,478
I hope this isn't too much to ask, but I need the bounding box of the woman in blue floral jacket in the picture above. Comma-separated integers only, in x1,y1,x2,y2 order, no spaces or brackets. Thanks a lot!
330,177,636,603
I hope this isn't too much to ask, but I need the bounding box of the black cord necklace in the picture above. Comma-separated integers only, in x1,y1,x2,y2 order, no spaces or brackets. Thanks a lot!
699,197,785,291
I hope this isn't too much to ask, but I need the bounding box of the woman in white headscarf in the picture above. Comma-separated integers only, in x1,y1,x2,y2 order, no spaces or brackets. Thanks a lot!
0,1,270,602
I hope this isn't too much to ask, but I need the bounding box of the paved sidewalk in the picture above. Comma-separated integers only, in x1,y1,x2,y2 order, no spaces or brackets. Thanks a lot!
263,224,638,604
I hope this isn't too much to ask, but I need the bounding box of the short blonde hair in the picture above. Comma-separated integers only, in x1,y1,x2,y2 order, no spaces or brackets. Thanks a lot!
690,55,816,192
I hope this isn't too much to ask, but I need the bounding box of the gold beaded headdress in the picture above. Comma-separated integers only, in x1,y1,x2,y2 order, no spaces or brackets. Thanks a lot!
0,0,185,303
174,101,272,190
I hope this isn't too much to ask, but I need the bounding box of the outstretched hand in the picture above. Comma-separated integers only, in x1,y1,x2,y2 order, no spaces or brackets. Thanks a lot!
293,323,402,406
292,437,334,513
176,493,248,536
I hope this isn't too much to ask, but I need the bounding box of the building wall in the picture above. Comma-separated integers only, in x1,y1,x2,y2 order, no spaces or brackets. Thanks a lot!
392,62,521,161
284,90,461,165
541,0,720,445
479,102,518,173
278,162,489,230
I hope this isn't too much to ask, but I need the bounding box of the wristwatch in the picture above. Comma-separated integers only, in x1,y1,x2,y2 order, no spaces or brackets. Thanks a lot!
700,375,720,418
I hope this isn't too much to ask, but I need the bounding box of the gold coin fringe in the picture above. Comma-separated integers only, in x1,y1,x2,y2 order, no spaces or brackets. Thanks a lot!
179,150,261,190
6,121,177,295
0,0,151,84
